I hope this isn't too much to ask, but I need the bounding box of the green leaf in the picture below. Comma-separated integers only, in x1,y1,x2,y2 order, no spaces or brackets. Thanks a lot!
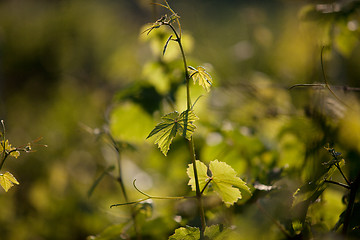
292,158,344,207
205,224,232,239
110,102,154,144
0,140,20,158
0,171,19,192
168,226,199,240
87,223,127,240
209,160,251,206
147,110,199,156
187,160,209,193
169,225,232,240
187,160,251,206
188,66,213,92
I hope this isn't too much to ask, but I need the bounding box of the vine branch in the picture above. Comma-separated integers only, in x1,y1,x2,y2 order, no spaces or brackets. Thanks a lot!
324,179,350,189
143,2,207,238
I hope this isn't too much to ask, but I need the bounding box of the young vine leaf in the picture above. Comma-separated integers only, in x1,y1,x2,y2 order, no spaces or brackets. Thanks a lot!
147,110,199,156
168,226,199,240
187,160,251,206
169,225,231,240
188,66,213,92
0,171,19,192
0,140,20,158
204,224,231,239
186,160,209,193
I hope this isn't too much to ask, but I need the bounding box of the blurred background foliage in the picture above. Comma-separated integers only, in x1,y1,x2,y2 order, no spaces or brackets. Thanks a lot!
0,0,360,239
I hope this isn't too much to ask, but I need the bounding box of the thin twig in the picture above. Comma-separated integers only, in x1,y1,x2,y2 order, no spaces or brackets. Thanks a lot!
256,201,292,238
289,83,360,92
201,178,212,195
289,83,327,90
335,163,351,186
320,46,349,108
110,179,191,208
324,180,350,189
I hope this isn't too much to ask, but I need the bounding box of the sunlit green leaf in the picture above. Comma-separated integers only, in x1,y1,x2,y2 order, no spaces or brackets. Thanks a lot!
209,160,251,206
10,150,20,158
0,171,19,192
169,225,232,240
187,160,251,206
168,226,199,240
186,160,209,193
142,62,171,94
147,110,198,156
0,140,20,158
110,102,154,144
188,66,213,92
205,224,232,239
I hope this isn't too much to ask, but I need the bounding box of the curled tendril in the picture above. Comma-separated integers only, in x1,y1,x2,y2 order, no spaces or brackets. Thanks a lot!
133,179,151,198
289,46,351,109
110,179,192,208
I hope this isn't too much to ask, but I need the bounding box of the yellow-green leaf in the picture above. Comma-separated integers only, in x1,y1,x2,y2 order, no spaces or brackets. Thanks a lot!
10,150,20,158
187,160,251,206
210,160,251,206
0,171,19,192
0,140,20,158
187,160,209,193
147,110,199,156
169,225,232,240
169,226,199,240
188,66,213,92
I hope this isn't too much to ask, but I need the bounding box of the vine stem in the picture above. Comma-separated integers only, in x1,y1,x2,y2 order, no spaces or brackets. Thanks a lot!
167,23,206,238
324,179,350,189
107,133,141,240
320,46,349,108
187,139,206,238
0,120,7,171
256,201,292,238
335,163,351,186
342,172,360,236
0,153,8,171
